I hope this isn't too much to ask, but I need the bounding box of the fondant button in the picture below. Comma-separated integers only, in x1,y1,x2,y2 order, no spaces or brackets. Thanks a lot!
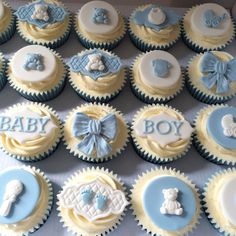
148,7,166,25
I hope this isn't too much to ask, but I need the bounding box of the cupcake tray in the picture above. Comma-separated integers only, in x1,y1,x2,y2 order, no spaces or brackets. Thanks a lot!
0,1,235,236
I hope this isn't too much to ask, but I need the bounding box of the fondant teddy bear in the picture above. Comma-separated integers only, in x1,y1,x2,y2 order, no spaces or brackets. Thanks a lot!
160,188,183,215
93,8,109,24
85,54,105,72
24,53,44,71
32,4,49,22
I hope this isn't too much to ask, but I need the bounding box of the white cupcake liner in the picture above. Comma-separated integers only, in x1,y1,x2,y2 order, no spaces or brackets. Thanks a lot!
57,166,129,236
130,166,202,236
130,53,185,104
63,103,129,163
131,104,193,164
7,49,67,102
0,102,63,162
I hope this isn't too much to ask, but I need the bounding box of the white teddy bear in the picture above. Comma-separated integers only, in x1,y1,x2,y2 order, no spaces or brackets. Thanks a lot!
221,114,236,138
32,4,49,22
85,54,105,72
160,188,183,216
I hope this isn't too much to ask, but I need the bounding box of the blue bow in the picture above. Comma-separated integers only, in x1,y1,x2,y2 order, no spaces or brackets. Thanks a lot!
200,52,236,94
72,113,117,158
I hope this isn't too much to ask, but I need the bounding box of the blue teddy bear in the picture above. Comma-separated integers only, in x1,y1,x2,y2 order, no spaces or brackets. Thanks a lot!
93,8,109,24
23,53,45,71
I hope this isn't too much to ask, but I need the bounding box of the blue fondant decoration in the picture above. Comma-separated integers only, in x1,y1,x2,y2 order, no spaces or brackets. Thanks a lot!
204,10,227,28
207,107,236,149
200,52,236,94
23,53,45,71
0,168,40,224
68,49,122,80
93,8,109,24
132,5,181,32
143,176,196,231
72,112,117,158
81,189,94,204
152,59,172,78
95,194,107,210
15,0,67,29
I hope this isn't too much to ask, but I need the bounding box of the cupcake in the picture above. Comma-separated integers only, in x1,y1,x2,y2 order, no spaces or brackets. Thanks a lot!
68,49,127,102
0,102,62,162
131,104,194,164
7,45,67,102
0,52,6,90
15,0,72,48
63,103,129,163
186,51,236,104
0,165,53,236
130,50,184,104
194,105,236,165
182,3,235,53
131,167,201,236
75,1,126,50
0,1,15,44
203,168,236,235
57,167,129,236
129,4,181,52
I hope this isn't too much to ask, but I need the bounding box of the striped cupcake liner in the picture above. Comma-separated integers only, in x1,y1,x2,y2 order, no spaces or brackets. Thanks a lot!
0,52,7,91
0,102,63,162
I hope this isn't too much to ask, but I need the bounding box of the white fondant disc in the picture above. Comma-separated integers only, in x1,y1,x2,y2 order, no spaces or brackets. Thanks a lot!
191,3,230,37
139,50,181,89
0,1,4,20
78,0,119,34
11,45,56,83
220,176,236,226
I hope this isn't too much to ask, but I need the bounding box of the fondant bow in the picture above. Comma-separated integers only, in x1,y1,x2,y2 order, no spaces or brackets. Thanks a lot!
200,52,236,94
72,112,117,158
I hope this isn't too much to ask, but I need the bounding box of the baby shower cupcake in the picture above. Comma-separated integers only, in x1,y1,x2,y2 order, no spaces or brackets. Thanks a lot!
75,1,126,50
131,167,201,236
194,105,236,165
7,45,67,102
0,52,6,90
182,3,235,52
15,0,72,48
63,103,129,163
0,102,62,162
57,167,129,236
203,169,236,235
0,165,53,236
131,50,184,104
131,104,194,164
186,51,236,104
68,49,127,102
0,1,15,44
129,4,181,51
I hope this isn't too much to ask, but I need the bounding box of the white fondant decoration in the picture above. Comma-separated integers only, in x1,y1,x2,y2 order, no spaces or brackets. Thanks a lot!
134,112,194,147
85,53,105,72
78,1,119,34
139,50,181,89
191,3,230,37
0,107,57,144
0,0,5,20
59,178,128,222
220,176,236,226
148,7,166,25
0,180,24,217
31,4,49,22
221,114,236,138
11,45,56,83
160,188,183,216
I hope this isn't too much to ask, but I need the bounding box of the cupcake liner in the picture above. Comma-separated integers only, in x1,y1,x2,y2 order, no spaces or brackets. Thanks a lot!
130,167,202,236
7,50,67,102
130,54,185,104
0,3,16,45
181,7,236,53
131,104,193,164
202,168,236,236
57,166,129,236
0,102,63,162
185,55,236,104
63,103,129,163
74,13,127,50
16,6,72,49
0,52,7,91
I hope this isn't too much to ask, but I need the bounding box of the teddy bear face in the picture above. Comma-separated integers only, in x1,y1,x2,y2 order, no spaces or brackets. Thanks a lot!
162,188,178,201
